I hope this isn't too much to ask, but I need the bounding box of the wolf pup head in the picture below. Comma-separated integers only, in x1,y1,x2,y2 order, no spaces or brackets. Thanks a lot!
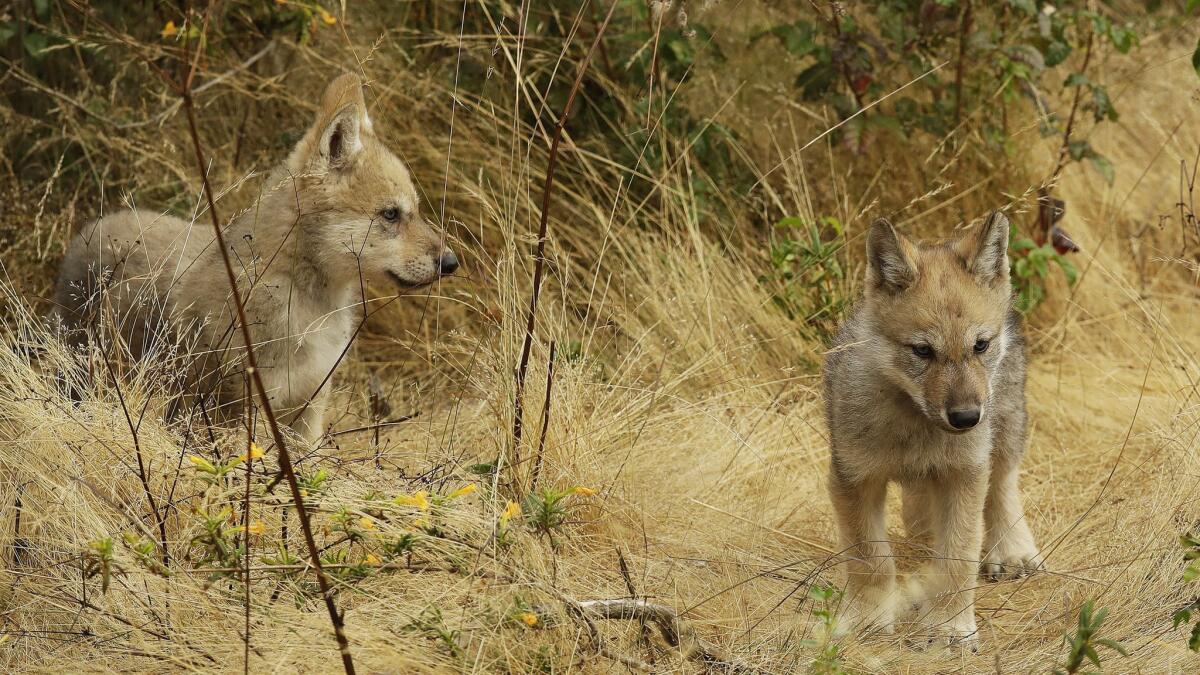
863,212,1012,434
284,73,457,291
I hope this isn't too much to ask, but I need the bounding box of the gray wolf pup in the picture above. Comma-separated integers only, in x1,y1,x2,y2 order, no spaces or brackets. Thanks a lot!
823,212,1041,648
52,73,458,445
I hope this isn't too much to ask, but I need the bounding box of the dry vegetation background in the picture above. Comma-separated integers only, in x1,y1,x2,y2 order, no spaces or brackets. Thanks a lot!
2,1,1200,673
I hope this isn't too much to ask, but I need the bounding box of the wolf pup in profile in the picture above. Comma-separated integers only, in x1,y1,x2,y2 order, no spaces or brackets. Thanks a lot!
822,212,1041,648
52,73,458,445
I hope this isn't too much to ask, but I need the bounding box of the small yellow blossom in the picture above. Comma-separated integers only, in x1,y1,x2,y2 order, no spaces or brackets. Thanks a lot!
412,518,429,530
516,612,538,627
448,483,477,499
499,500,521,527
238,442,265,463
394,491,430,510
573,486,597,496
364,553,381,566
246,520,265,536
358,516,376,531
160,21,177,39
188,455,214,471
318,8,337,25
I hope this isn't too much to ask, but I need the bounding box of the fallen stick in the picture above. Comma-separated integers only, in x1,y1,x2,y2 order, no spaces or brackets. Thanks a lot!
569,597,763,674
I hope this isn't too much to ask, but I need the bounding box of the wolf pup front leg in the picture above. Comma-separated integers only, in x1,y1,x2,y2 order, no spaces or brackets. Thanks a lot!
828,468,899,633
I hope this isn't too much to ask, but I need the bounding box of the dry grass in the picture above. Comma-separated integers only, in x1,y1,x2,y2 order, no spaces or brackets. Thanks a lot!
2,3,1200,673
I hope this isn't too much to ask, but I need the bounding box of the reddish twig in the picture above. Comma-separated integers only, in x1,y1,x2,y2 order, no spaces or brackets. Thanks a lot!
512,1,617,485
530,341,557,491
173,12,356,674
1049,29,1095,183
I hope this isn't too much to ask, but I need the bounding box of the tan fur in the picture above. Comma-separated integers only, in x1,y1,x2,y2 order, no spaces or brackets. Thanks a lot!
823,212,1041,649
51,73,458,446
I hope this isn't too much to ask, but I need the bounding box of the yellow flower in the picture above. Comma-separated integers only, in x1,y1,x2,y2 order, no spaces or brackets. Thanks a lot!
499,500,521,527
516,612,538,627
573,486,597,496
238,442,265,463
364,553,381,566
160,21,177,39
412,518,429,530
188,455,214,471
448,483,477,499
318,8,337,25
358,516,376,531
394,491,430,510
246,520,265,536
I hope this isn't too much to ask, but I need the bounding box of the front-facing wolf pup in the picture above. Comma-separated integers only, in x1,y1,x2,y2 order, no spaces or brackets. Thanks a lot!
823,212,1041,648
52,73,458,446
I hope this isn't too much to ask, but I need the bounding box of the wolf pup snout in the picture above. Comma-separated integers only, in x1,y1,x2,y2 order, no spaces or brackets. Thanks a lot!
439,249,460,275
947,407,981,430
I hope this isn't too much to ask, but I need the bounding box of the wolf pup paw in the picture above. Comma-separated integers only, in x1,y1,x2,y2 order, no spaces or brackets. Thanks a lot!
908,614,980,652
837,594,897,637
981,546,1044,581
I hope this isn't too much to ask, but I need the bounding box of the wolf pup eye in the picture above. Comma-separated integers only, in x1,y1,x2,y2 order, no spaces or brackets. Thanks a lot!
974,338,990,354
380,207,401,222
911,344,934,359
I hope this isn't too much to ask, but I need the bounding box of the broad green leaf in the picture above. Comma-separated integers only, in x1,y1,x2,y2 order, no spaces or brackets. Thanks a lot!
1191,622,1200,652
1174,609,1192,629
1056,257,1079,285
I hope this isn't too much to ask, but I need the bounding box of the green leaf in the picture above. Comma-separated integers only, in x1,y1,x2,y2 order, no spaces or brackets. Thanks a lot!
1184,561,1200,582
1174,609,1192,629
769,21,817,57
1095,638,1128,656
1065,73,1088,88
22,31,49,60
1108,24,1136,54
796,62,837,100
1193,37,1200,80
1089,155,1115,185
1191,622,1200,652
1084,645,1101,668
1055,257,1079,285
1068,139,1091,161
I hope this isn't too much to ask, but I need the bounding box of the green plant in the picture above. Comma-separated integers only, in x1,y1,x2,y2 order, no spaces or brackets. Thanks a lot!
81,537,119,594
760,215,848,340
758,1,1137,182
1171,532,1200,652
1054,599,1128,674
1010,223,1078,313
803,583,846,674
405,605,464,661
522,485,595,547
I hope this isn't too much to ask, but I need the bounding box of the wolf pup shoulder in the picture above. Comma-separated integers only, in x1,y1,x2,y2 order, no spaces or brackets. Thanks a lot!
52,73,458,445
822,212,1041,649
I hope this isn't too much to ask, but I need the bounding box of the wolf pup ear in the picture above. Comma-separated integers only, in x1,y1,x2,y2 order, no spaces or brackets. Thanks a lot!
866,218,917,293
296,73,370,171
960,211,1010,285
319,104,362,169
